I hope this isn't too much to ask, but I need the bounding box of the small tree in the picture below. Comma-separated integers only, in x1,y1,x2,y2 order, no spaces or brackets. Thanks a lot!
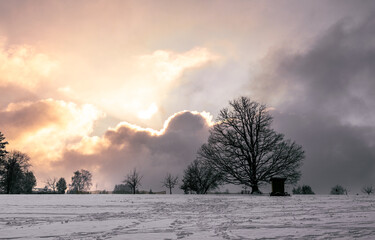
362,186,374,195
162,173,179,194
293,185,315,195
180,159,222,194
22,171,36,193
46,177,58,193
330,185,347,195
69,169,92,193
123,168,142,194
56,177,67,194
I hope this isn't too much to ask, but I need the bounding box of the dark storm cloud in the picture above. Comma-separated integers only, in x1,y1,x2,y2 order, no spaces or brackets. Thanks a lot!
253,14,375,193
55,111,211,191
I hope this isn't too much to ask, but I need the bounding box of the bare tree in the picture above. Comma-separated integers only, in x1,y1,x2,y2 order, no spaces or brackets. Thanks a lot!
123,168,142,194
180,159,222,194
198,97,304,194
162,173,178,194
362,186,374,195
46,177,58,193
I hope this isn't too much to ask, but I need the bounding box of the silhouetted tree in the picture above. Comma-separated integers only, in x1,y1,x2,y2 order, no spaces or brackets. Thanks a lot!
0,132,8,159
0,131,8,190
69,169,92,193
22,171,36,193
180,159,222,194
362,186,374,195
46,177,58,193
0,151,35,194
113,184,132,194
198,97,304,194
292,185,315,194
162,173,178,194
56,177,67,194
123,168,142,194
330,185,347,195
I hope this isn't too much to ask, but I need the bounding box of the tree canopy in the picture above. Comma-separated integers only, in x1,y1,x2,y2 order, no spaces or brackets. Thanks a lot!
69,169,92,193
56,177,67,194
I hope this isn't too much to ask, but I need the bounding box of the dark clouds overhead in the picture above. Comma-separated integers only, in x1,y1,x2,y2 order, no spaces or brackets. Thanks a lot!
253,15,375,193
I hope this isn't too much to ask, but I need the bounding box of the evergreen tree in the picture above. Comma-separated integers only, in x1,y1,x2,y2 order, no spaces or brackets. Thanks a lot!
56,177,67,194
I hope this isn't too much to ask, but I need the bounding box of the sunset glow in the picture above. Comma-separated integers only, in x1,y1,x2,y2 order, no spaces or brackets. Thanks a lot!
1,0,374,193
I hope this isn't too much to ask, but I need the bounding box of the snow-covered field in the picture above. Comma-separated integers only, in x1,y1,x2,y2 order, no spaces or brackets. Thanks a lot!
0,194,374,240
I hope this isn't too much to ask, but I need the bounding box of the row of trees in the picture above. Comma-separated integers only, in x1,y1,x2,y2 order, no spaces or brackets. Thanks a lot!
42,170,92,194
292,184,374,195
2,97,373,195
0,131,95,194
113,169,179,194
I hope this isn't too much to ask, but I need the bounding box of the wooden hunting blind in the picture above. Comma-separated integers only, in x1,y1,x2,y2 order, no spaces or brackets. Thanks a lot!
270,177,289,196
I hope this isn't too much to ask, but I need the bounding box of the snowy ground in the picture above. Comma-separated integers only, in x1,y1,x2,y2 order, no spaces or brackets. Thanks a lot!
0,194,374,240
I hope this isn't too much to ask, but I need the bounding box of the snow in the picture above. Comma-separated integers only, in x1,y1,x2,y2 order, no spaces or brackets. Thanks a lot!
0,194,374,239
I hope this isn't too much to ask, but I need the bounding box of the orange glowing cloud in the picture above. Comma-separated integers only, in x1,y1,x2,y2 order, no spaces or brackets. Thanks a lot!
0,99,104,169
0,38,57,90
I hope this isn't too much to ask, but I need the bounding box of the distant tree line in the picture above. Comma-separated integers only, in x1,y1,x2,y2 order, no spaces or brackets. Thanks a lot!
1,97,374,195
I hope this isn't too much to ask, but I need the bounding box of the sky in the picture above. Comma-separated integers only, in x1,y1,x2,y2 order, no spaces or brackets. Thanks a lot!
1,0,375,193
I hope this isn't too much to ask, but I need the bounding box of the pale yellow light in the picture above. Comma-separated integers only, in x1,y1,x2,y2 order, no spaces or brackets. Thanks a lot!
137,103,158,119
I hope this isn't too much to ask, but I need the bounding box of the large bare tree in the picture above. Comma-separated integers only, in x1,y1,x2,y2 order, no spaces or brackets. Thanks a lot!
123,168,143,194
198,97,304,194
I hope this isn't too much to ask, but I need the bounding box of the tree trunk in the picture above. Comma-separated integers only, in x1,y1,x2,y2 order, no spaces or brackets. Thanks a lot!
251,185,261,194
169,187,172,194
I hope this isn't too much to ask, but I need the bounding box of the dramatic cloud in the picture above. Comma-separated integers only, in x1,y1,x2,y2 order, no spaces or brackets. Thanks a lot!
0,99,103,172
0,39,57,90
54,111,213,191
252,15,375,193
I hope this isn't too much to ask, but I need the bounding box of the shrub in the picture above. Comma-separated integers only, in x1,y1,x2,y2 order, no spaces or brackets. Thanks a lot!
293,185,315,194
330,185,347,195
